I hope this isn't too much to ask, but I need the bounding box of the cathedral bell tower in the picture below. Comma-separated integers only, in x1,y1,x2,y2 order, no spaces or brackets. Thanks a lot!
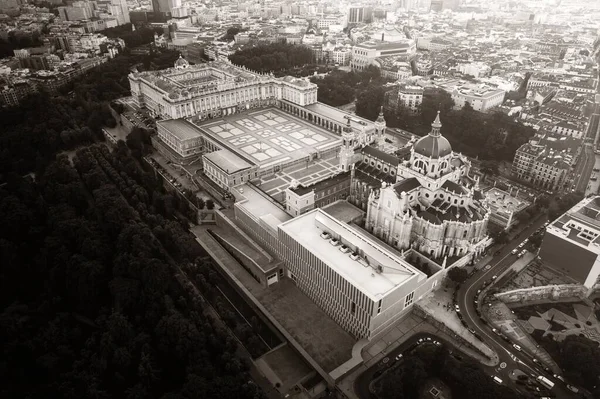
374,106,386,146
339,119,356,171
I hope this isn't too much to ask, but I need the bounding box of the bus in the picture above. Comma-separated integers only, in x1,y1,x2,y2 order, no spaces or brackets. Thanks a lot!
537,376,555,390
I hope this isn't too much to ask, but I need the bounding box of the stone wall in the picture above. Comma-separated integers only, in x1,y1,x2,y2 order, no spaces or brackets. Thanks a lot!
413,304,496,363
494,284,590,304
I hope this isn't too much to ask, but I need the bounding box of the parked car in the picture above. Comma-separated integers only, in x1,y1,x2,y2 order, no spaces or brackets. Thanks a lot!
513,344,522,351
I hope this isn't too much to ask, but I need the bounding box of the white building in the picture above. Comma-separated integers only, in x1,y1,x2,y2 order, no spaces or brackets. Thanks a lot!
451,85,505,112
279,207,445,339
540,196,600,289
351,39,416,71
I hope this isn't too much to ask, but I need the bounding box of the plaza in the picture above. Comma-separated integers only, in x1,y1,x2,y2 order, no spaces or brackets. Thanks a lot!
194,108,341,174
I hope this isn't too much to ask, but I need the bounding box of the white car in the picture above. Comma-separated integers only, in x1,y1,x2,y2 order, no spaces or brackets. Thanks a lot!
566,385,579,393
512,344,522,351
511,249,518,255
395,353,403,360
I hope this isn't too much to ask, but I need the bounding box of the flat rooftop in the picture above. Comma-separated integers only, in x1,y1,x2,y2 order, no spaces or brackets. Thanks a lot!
485,187,530,214
232,183,291,227
279,209,422,301
193,108,341,170
157,119,201,141
305,102,374,131
203,149,253,174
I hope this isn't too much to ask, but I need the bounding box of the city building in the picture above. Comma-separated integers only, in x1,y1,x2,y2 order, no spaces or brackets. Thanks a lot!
451,85,506,112
347,5,372,24
511,132,579,192
539,195,600,289
397,84,423,112
285,172,352,217
485,187,530,230
350,39,416,71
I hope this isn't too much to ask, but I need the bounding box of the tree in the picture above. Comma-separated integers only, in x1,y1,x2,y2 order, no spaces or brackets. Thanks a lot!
447,267,469,284
206,199,214,210
355,85,386,121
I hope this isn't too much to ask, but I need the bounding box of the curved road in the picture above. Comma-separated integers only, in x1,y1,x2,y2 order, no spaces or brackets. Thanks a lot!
457,216,579,399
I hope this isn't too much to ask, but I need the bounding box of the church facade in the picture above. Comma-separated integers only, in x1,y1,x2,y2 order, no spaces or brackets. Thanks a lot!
349,112,490,260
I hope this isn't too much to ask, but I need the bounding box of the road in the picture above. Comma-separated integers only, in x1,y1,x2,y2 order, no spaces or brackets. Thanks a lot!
354,333,468,399
456,216,579,399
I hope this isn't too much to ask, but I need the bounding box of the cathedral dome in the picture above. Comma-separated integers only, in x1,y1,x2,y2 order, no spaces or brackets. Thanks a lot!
413,111,452,159
413,135,452,159
174,55,189,69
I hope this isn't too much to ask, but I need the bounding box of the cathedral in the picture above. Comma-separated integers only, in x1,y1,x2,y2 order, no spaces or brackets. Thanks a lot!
346,110,490,260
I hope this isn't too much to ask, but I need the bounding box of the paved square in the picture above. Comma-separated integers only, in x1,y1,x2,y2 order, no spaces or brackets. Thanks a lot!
195,108,341,169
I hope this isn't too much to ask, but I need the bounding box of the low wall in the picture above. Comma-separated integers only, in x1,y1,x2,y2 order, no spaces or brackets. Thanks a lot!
215,209,274,262
208,229,275,287
413,304,495,363
494,284,590,304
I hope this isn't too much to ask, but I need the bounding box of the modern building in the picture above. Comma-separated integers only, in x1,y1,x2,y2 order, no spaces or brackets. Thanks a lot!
451,85,505,112
347,5,372,24
539,196,600,289
278,207,444,339
350,39,417,71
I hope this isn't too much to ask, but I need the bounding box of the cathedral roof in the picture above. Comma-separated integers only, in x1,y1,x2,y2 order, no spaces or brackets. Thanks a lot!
441,180,467,194
413,111,452,159
393,178,421,195
362,145,399,166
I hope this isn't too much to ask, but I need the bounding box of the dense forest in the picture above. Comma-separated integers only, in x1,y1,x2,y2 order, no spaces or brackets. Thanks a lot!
0,51,264,399
375,87,534,162
374,342,524,399
102,24,159,48
534,323,600,397
229,43,313,73
310,65,386,107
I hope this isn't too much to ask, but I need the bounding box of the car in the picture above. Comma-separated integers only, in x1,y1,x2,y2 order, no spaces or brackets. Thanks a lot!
426,337,432,341
553,374,565,382
473,299,478,305
455,304,460,312
395,353,403,360
518,243,524,249
492,275,498,280
492,328,501,335
329,237,340,246
522,239,529,245
477,289,482,294
513,344,522,351
349,252,360,261
511,248,518,255
468,328,476,334
433,340,441,346
339,244,350,253
566,385,579,393
492,375,503,385
417,338,424,344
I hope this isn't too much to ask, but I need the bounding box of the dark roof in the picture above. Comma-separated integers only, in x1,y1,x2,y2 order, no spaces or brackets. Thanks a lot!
289,170,351,195
362,145,400,166
474,190,484,201
393,178,421,195
441,180,467,194
395,146,411,160
413,134,452,159
355,162,396,185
